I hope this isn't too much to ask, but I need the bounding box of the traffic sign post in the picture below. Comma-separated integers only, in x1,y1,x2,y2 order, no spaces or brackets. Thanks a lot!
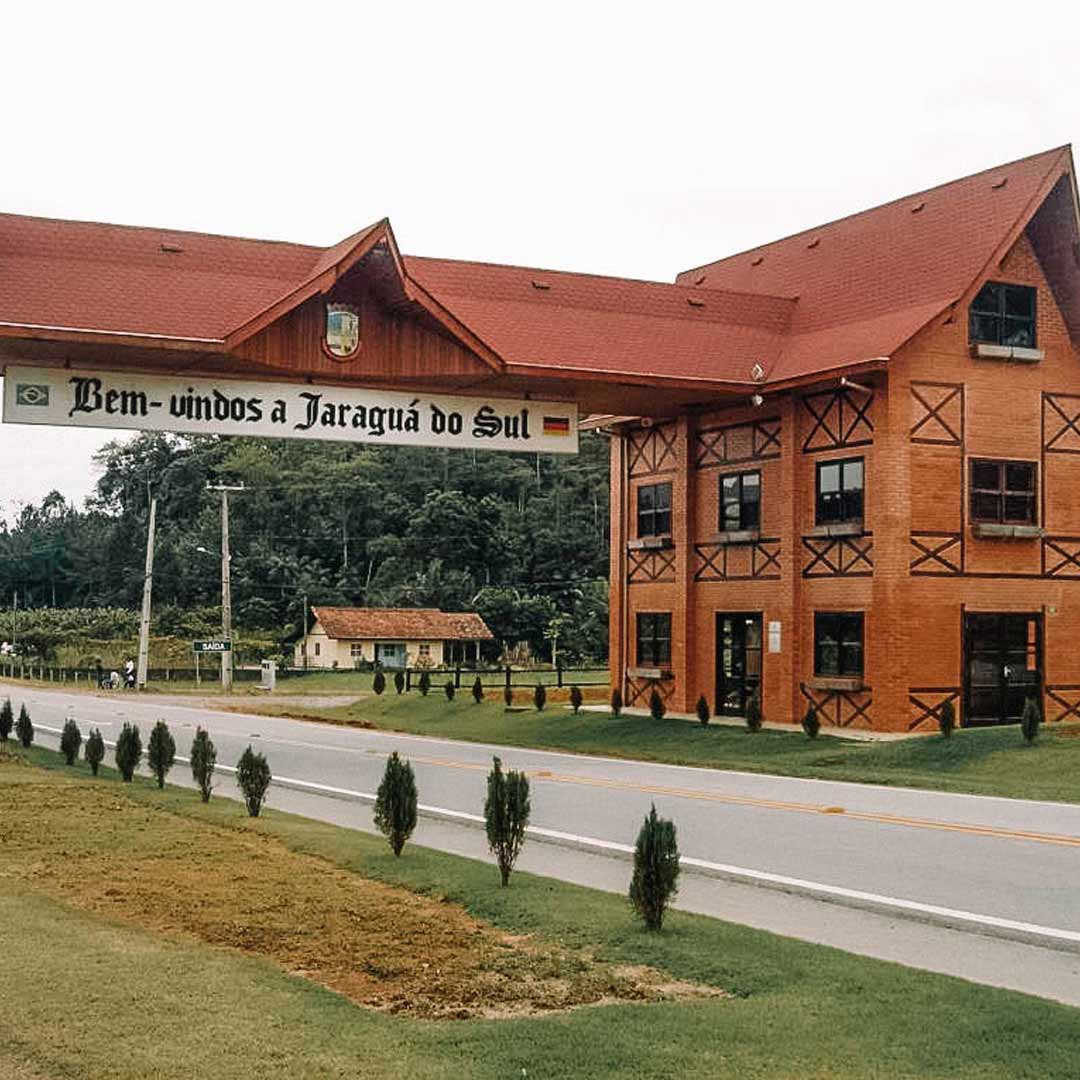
193,640,231,689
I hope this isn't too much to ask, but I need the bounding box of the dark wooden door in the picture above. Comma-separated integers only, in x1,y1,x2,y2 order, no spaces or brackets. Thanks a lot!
964,613,1041,726
715,613,763,716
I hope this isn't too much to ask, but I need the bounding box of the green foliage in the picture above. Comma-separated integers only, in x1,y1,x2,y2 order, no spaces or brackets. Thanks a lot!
147,720,176,789
114,723,142,781
373,751,418,856
0,698,12,742
745,692,763,734
938,700,955,740
649,688,665,721
471,676,484,704
533,682,546,711
1021,697,1041,745
611,687,622,717
85,728,105,775
60,718,82,765
393,670,405,695
629,804,681,931
696,695,710,727
484,756,531,886
15,704,34,748
237,745,271,817
189,727,217,802
569,684,583,715
444,679,455,701
503,684,513,707
372,669,386,695
802,703,821,740
418,670,431,697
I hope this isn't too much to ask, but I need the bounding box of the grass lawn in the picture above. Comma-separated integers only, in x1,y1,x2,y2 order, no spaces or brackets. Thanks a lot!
245,690,1080,804
1,744,1079,1079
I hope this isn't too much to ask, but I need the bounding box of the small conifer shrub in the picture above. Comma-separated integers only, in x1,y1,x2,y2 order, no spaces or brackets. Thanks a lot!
649,688,666,721
114,722,142,782
418,670,431,697
611,688,623,717
802,702,821,740
569,684,583,715
503,684,513,707
1020,697,1041,745
373,669,386,695
445,679,455,701
85,729,105,776
393,671,405,695
629,804,681,931
15,704,34,749
60,718,82,765
147,720,176,789
0,698,12,742
374,751,418,856
237,745,271,817
472,676,484,704
745,692,763,734
190,727,217,802
696,695,710,727
534,682,546,711
484,756,530,886
938,700,956,740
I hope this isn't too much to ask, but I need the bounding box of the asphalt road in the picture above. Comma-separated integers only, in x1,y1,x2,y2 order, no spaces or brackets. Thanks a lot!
15,683,1080,1006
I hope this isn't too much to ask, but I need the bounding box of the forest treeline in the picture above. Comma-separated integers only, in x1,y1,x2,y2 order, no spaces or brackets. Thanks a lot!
0,431,611,662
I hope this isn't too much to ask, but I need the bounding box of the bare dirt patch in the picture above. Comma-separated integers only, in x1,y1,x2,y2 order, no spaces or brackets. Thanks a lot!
0,763,722,1019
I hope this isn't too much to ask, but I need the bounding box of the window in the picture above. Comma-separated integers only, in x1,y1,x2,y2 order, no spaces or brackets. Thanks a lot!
970,459,1036,524
350,643,363,657
637,482,672,537
418,643,431,658
720,471,761,531
816,458,864,526
814,613,864,678
636,613,672,667
969,281,1036,348
314,642,321,657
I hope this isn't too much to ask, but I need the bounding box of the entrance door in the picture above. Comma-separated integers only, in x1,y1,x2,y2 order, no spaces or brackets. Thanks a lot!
964,613,1041,726
715,613,763,716
375,642,407,669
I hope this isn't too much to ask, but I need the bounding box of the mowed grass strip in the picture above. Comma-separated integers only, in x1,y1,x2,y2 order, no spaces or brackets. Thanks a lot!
4,747,1080,1079
249,691,1080,804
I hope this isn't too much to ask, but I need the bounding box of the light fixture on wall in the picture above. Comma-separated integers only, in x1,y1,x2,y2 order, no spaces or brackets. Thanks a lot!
750,393,764,407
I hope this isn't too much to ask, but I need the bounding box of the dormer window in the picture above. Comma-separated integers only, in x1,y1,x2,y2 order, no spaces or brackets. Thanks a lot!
969,282,1036,348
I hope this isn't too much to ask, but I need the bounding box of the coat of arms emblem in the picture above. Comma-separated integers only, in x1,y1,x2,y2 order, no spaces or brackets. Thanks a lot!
324,303,361,359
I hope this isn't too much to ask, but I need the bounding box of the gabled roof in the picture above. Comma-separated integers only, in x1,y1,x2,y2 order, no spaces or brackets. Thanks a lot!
312,607,493,642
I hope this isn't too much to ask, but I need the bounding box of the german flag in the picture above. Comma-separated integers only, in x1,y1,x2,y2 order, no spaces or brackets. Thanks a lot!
543,415,571,436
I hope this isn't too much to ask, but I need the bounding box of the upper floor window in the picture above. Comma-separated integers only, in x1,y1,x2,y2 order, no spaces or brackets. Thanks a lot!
816,458,864,526
637,482,672,537
970,459,1036,524
814,612,864,678
636,612,672,667
970,282,1036,348
720,471,761,532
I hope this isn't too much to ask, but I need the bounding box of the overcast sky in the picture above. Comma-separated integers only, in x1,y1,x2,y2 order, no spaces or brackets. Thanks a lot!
2,1,1077,517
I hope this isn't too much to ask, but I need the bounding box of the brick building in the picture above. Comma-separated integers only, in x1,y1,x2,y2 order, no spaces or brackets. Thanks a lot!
607,146,1080,731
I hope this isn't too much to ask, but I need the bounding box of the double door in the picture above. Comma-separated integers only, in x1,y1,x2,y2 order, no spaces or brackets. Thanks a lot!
964,613,1041,726
715,613,763,716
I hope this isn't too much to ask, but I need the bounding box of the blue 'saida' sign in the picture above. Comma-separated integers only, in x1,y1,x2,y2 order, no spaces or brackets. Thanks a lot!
2,366,579,454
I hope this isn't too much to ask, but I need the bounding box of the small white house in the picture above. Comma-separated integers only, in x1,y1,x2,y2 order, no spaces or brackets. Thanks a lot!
295,606,494,669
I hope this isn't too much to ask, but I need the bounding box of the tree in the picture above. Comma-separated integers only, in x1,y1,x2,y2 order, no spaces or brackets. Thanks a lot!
237,745,271,816
938,700,955,740
629,804,680,931
394,670,405,695
373,669,386,695
802,703,820,740
569,684,583,715
534,682,546,711
15,705,33,749
1021,697,1041,745
0,698,12,742
611,687,622,717
190,727,217,802
114,722,142,781
444,679,455,701
85,728,105,776
147,720,176,789
696,695,710,727
60,718,82,765
484,756,530,886
649,688,665,721
418,670,431,697
373,751,418,856
745,692,763,734
472,676,484,704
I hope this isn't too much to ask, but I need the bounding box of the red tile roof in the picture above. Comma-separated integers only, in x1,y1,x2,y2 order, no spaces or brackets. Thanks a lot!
312,607,493,642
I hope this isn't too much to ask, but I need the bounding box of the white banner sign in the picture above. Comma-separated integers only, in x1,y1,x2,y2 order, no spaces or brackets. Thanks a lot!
2,366,579,454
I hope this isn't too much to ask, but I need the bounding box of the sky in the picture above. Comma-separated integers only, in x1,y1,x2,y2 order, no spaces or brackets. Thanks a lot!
1,0,1078,516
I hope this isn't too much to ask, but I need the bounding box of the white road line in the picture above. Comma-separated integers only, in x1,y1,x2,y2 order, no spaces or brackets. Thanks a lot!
33,722,1080,955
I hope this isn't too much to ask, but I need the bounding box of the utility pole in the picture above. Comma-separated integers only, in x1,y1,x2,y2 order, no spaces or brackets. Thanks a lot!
207,483,244,692
136,495,157,689
301,591,309,670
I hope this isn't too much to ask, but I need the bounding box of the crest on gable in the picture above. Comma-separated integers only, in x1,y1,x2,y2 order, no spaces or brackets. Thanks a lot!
324,302,361,360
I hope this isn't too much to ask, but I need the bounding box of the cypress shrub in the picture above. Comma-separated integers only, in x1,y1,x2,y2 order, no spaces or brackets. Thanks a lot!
802,702,821,740
649,688,665,721
745,693,763,734
696,695,710,727
60,718,82,765
418,670,431,697
569,684,583,715
0,698,12,742
190,727,217,803
15,704,34,749
1021,697,1041,745
114,722,142,781
472,676,484,704
503,684,513,707
534,682,546,711
372,669,386,695
237,745,271,817
373,751,418,856
85,728,105,776
444,679,455,701
484,756,530,886
147,720,176,789
611,688,623,717
393,670,405,695
938,700,956,740
629,804,681,931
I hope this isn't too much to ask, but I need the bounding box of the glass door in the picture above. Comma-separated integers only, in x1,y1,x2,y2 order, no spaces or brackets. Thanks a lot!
964,614,1041,726
715,613,763,716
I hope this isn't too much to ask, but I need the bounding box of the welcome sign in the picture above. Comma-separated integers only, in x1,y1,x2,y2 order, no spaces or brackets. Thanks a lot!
2,367,579,454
